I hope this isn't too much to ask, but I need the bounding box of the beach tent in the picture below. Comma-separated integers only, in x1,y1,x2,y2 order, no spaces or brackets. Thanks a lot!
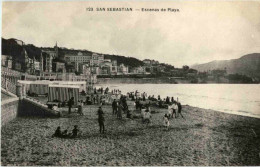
18,80,86,95
18,80,51,95
51,81,86,92
29,83,49,95
48,85,79,105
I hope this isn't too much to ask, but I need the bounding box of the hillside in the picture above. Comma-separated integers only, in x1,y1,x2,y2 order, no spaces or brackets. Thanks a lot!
2,38,144,68
191,53,260,78
2,38,42,61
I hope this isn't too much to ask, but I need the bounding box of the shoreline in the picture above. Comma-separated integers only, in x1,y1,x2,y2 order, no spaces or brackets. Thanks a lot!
1,98,260,165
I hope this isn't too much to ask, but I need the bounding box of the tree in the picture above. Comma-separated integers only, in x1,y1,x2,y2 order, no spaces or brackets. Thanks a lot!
183,65,189,71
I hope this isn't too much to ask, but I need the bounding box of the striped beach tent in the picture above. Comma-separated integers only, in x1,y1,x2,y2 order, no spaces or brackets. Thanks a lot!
51,81,87,92
18,80,50,95
29,84,49,95
48,85,79,105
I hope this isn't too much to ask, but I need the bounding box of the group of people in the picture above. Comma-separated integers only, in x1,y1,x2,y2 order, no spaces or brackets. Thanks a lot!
112,95,129,119
93,87,109,95
127,91,148,101
163,101,184,130
85,94,106,105
111,89,121,95
52,125,80,138
52,87,186,135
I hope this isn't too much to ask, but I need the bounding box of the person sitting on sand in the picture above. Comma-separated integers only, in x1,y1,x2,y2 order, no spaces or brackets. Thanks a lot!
52,126,62,137
126,109,132,119
143,109,151,124
163,114,170,130
61,129,69,138
71,125,80,138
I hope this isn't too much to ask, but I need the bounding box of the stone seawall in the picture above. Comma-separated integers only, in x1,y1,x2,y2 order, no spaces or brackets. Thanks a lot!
1,97,19,126
18,98,60,117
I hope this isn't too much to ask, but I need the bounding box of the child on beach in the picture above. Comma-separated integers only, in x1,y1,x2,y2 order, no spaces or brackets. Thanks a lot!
168,104,173,118
61,129,69,138
143,109,151,124
163,114,170,130
52,126,61,137
78,101,84,115
71,125,80,138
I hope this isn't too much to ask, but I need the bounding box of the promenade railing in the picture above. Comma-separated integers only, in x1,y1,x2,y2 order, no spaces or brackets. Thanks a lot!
1,66,37,95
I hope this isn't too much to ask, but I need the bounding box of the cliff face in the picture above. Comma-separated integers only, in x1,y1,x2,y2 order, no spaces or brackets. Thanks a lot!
191,53,260,77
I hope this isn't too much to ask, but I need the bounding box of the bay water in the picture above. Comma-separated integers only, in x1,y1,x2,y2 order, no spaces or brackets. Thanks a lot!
97,84,260,118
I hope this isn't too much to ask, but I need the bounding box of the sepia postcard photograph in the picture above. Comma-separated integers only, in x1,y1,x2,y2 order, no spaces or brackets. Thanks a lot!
1,0,260,166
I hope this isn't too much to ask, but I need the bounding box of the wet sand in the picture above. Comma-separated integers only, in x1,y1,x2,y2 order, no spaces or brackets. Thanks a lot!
1,102,260,166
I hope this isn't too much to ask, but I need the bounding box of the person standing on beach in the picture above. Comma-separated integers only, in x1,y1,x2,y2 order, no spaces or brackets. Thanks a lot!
112,99,117,115
166,96,170,104
97,106,105,134
177,102,184,119
168,104,173,118
173,102,178,118
117,102,123,119
68,97,74,114
163,114,170,130
135,99,139,110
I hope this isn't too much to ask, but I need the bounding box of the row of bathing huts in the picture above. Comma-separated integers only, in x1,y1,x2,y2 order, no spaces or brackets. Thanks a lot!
17,80,93,106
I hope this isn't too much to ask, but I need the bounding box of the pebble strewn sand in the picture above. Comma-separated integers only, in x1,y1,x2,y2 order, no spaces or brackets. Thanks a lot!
1,103,260,166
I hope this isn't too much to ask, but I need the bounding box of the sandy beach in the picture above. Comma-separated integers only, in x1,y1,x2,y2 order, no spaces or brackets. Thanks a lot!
1,100,260,166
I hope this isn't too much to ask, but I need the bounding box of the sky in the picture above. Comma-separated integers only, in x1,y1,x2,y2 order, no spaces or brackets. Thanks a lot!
2,1,260,67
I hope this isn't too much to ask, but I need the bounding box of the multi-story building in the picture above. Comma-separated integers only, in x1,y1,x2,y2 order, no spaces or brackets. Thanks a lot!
1,55,13,69
99,60,118,75
91,53,104,67
117,64,128,74
64,52,92,63
40,52,53,73
143,59,151,65
130,66,146,74
53,62,66,73
143,59,159,66
34,61,40,71
40,42,59,73
39,72,96,82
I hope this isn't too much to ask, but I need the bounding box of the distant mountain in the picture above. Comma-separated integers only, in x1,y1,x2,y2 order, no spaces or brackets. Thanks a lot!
191,53,260,78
